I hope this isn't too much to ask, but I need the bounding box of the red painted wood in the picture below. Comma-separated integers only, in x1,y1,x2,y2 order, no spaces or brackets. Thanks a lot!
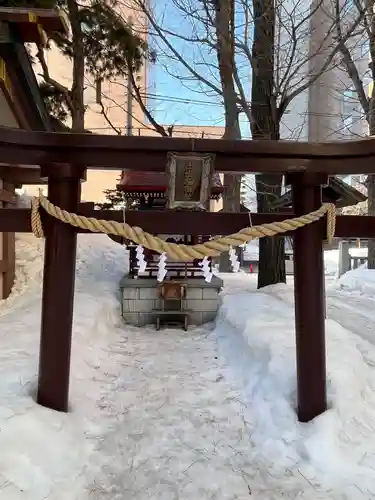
292,176,327,422
37,172,83,412
0,128,375,173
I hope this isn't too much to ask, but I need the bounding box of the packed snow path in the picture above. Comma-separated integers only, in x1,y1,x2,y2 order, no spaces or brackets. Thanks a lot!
87,325,273,499
327,292,375,346
86,269,375,499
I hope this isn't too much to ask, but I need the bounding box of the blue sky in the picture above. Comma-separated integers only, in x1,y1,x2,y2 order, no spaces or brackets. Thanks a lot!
149,58,252,137
146,0,252,137
150,64,224,126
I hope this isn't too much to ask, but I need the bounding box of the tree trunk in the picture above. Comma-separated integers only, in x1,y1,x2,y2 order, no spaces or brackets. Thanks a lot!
367,3,375,269
67,0,85,132
256,174,286,287
214,0,242,273
367,175,375,268
251,0,286,288
219,173,241,272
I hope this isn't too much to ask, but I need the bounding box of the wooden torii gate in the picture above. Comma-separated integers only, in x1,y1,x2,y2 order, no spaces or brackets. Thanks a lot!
1,128,375,422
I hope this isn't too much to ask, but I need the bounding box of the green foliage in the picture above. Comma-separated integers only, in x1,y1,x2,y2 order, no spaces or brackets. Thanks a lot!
2,0,152,129
95,175,133,210
49,0,152,81
38,82,70,123
51,0,151,127
96,187,126,210
80,1,149,79
96,187,135,210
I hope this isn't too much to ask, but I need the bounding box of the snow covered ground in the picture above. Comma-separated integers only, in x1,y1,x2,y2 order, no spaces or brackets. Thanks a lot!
2,235,375,498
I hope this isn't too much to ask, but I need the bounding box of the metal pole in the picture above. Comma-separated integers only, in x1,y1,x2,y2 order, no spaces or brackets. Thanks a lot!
126,17,133,136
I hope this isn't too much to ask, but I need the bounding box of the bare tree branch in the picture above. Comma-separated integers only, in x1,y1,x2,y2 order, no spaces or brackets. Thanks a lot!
36,46,74,112
99,101,122,135
130,0,224,97
279,4,365,116
128,69,170,136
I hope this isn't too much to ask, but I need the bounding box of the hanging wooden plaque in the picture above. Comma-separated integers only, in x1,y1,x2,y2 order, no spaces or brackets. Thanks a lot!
166,152,214,210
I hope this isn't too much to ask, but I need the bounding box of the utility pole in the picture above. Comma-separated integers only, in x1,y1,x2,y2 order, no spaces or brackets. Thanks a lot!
126,16,133,136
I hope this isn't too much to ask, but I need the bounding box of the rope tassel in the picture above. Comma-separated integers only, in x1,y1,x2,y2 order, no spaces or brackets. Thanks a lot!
199,256,213,282
30,191,336,261
229,246,240,273
135,245,147,274
157,252,167,282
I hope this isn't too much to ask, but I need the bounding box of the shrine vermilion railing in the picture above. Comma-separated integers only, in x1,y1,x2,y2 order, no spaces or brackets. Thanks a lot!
1,127,375,423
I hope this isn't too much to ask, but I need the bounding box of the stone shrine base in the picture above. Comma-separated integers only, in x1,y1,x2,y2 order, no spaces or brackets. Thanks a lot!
119,275,223,327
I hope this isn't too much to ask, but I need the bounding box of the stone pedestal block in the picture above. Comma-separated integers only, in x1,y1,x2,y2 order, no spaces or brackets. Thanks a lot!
119,275,223,327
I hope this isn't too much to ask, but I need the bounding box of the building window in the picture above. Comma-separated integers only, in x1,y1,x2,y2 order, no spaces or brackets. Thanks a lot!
343,114,353,131
343,88,355,132
343,88,355,101
361,41,369,58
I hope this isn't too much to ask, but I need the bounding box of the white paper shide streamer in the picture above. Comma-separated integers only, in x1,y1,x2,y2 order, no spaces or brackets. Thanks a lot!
136,245,147,274
229,246,240,273
157,252,168,282
199,256,213,283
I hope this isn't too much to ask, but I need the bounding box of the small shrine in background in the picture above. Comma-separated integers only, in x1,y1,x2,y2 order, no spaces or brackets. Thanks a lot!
118,170,223,208
118,153,225,330
117,167,224,279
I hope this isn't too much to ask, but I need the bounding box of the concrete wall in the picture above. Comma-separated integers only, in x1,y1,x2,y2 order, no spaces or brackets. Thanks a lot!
120,276,223,327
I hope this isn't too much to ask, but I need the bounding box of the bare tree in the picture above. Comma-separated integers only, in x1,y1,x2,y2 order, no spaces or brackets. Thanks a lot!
334,0,375,266
116,0,361,286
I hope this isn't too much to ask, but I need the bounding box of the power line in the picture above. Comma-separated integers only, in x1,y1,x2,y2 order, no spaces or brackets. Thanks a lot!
137,91,222,107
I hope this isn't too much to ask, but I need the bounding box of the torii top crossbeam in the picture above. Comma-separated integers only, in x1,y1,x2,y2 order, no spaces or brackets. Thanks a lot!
0,127,375,175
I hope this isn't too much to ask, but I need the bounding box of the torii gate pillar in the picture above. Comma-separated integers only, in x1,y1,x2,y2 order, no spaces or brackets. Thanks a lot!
289,173,328,422
37,164,85,412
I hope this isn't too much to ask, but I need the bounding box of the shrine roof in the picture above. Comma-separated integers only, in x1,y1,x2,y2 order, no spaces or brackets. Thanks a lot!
270,176,367,209
117,171,223,193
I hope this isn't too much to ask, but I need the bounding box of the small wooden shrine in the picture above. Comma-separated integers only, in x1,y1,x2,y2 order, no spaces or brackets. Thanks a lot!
118,153,225,328
118,170,223,206
117,167,224,279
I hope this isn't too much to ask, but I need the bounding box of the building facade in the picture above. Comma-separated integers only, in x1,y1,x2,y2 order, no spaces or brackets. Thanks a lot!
26,4,226,203
280,0,369,142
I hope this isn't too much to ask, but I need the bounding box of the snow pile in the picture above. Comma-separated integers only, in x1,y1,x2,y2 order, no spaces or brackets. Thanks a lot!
349,247,368,258
243,240,259,261
331,266,375,297
324,249,339,276
216,280,375,496
0,233,127,498
14,191,33,208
